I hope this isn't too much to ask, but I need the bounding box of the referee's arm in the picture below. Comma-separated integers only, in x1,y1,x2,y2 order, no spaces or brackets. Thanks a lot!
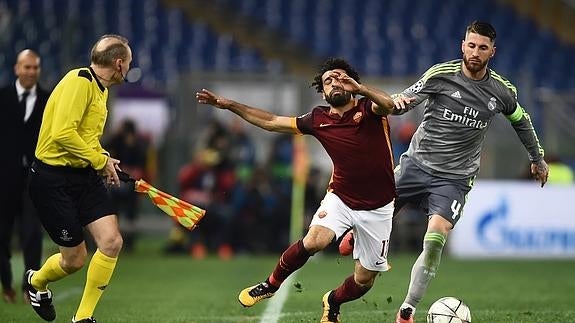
50,80,108,170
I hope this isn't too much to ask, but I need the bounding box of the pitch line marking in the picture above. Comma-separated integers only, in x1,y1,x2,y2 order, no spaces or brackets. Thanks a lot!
259,274,296,323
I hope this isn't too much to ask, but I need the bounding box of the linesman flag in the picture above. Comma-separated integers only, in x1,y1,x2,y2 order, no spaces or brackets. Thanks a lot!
117,171,206,230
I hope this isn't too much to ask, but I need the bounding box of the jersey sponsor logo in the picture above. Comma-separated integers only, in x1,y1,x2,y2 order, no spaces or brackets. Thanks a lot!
442,107,488,129
353,111,363,123
450,91,462,99
319,123,331,127
375,261,386,266
488,97,497,111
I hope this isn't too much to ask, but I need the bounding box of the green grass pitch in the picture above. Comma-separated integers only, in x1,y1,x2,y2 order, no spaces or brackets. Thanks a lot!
2,238,574,322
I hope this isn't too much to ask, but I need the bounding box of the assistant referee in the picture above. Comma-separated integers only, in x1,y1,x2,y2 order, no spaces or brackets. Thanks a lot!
25,34,132,323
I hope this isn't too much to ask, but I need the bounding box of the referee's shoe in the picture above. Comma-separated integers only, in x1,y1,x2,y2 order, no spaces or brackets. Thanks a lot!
72,316,97,322
24,270,56,321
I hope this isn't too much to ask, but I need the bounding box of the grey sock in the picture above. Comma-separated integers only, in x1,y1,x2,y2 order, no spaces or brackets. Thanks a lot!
403,232,446,308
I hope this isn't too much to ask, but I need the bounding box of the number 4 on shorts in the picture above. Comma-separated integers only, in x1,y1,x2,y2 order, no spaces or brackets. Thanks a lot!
450,200,462,219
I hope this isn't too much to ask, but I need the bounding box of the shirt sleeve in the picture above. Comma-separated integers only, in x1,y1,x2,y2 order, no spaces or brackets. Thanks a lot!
392,64,445,114
500,82,520,117
502,85,545,162
50,77,108,170
296,111,314,135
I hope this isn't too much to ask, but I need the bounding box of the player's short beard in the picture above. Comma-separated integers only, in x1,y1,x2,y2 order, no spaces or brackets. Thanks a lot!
326,90,352,107
463,55,488,73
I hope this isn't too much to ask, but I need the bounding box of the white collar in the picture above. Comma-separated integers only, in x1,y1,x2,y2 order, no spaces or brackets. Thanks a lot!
15,79,37,97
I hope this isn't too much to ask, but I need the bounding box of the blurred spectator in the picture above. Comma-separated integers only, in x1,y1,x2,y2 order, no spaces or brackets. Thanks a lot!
167,122,237,259
105,119,150,252
230,166,275,253
228,117,257,182
266,134,294,252
548,161,574,185
0,49,49,303
393,120,417,162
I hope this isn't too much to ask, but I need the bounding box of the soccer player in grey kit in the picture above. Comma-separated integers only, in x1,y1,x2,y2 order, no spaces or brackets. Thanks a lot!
389,21,549,323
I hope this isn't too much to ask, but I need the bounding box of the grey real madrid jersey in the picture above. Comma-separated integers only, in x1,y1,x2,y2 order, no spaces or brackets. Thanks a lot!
396,59,543,179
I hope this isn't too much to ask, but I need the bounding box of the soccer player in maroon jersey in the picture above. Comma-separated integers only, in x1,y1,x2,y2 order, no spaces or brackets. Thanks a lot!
197,58,414,322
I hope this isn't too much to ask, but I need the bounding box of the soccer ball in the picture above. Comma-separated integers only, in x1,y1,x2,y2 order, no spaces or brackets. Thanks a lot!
427,296,471,323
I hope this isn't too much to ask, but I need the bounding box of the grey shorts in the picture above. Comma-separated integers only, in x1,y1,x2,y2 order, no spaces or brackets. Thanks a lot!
394,156,473,226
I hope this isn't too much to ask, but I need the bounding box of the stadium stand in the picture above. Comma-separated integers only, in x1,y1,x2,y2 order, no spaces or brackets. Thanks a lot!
0,0,573,91
215,0,575,91
0,0,271,88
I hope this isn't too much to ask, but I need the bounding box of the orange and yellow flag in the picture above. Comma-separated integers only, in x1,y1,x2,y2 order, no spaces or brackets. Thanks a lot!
133,179,206,230
117,171,205,230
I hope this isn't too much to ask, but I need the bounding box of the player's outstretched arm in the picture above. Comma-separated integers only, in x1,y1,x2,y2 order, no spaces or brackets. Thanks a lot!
196,89,296,134
357,84,396,116
326,71,400,116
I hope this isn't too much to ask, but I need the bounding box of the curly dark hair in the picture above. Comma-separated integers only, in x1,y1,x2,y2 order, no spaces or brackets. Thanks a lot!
311,57,361,93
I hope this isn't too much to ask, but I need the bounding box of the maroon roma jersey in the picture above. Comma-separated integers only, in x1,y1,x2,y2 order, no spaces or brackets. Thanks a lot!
295,97,396,210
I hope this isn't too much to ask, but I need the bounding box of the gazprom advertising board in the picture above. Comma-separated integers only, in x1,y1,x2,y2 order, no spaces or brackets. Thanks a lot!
449,181,575,258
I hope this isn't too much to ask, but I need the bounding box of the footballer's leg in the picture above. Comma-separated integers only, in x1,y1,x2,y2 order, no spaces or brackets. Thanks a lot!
397,217,449,323
322,202,392,322
74,215,122,321
26,245,86,322
397,178,470,323
239,192,349,308
238,225,333,307
237,238,311,307
321,261,377,323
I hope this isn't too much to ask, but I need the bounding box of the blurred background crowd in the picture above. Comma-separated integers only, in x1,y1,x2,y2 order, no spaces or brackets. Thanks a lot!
1,0,573,260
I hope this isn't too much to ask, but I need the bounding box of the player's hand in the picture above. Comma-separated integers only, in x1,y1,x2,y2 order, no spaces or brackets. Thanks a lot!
392,93,416,111
196,89,231,109
102,157,121,187
329,71,362,94
530,159,549,187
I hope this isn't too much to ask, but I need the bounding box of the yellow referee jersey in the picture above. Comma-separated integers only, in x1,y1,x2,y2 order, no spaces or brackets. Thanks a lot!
35,67,109,170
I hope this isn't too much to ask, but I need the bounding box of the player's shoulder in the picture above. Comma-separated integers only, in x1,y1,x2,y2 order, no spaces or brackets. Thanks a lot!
62,67,94,83
421,59,462,82
488,68,518,96
310,104,330,115
77,68,93,82
301,105,332,125
297,105,324,123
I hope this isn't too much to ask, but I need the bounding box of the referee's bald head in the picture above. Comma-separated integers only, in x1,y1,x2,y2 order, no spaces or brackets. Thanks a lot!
90,34,130,67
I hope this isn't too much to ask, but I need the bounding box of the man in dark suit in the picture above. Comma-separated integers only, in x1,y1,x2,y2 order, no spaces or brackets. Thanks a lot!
0,49,50,303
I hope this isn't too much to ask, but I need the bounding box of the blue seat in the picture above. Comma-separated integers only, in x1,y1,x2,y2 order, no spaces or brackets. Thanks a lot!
1,0,573,93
